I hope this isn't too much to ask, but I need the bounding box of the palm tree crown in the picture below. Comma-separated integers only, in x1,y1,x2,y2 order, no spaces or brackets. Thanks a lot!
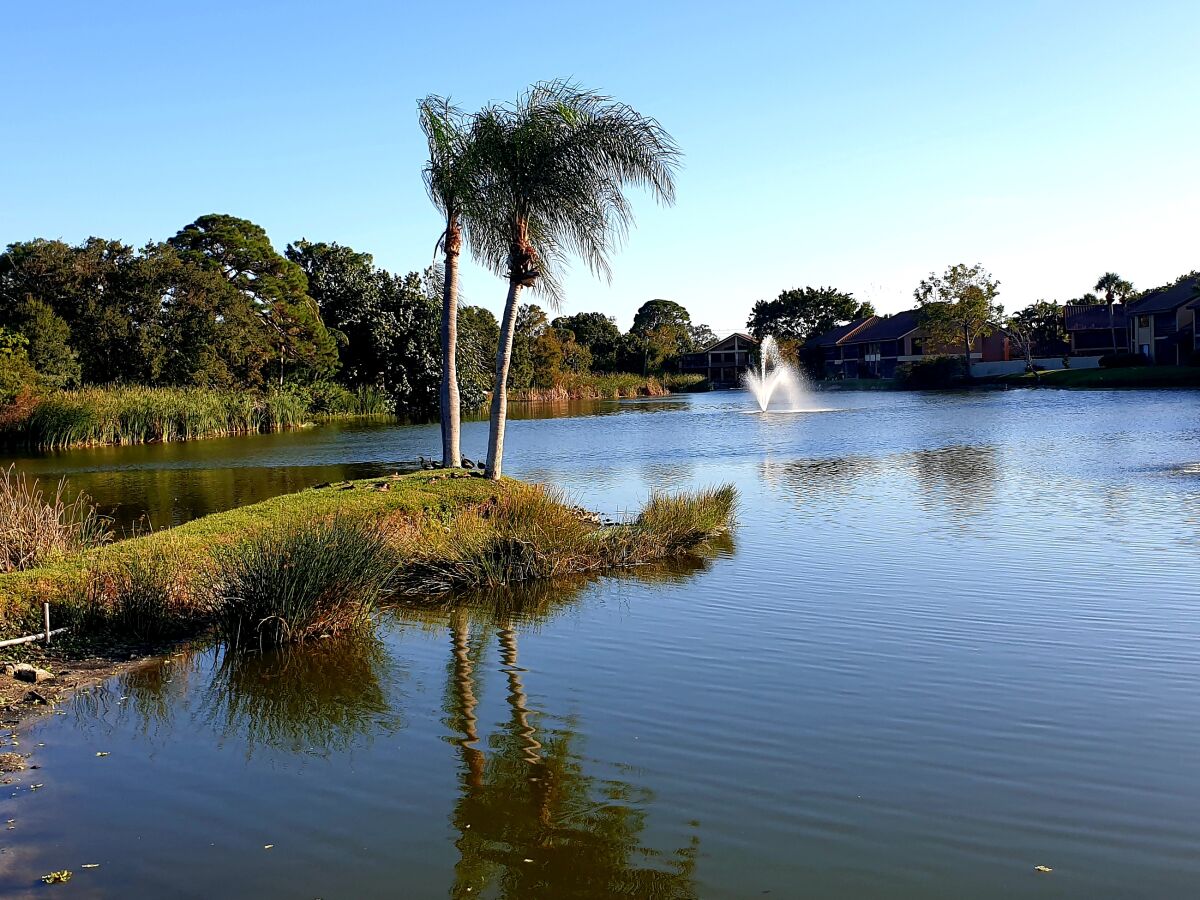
469,81,681,480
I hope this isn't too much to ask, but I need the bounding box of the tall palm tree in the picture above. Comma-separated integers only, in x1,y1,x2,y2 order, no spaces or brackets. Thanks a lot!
468,81,681,480
420,96,483,468
1094,272,1134,355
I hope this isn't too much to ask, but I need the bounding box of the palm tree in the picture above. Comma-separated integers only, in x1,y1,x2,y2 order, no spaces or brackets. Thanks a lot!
419,96,484,468
468,81,681,480
1094,272,1134,355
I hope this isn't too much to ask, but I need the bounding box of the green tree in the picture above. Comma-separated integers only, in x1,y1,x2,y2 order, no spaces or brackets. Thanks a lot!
168,214,338,384
456,305,499,410
551,311,622,370
745,286,874,343
13,299,80,388
688,322,718,349
0,237,163,384
509,304,549,391
914,263,1002,377
467,81,680,479
1006,300,1066,378
0,327,39,405
630,299,693,373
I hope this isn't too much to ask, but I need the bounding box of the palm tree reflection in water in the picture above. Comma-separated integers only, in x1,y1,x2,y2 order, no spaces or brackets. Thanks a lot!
443,575,708,899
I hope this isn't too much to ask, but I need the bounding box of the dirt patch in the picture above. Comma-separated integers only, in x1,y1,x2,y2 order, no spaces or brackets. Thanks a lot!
0,636,195,729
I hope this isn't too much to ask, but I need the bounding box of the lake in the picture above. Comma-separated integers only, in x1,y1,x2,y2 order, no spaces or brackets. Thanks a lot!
1,388,1198,898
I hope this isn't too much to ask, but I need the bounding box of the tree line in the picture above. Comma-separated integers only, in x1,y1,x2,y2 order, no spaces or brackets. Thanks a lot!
0,216,717,418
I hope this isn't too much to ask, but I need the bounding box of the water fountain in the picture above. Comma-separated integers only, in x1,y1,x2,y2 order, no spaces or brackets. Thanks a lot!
743,335,815,412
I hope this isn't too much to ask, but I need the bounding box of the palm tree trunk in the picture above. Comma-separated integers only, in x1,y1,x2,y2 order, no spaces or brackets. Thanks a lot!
439,220,462,468
485,279,522,480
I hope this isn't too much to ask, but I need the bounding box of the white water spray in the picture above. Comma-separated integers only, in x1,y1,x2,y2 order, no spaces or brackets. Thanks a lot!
743,336,814,412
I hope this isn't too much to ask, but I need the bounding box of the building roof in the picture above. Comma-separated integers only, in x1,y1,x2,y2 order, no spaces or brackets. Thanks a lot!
1128,276,1199,315
702,332,758,352
806,316,876,348
1064,303,1126,331
844,309,921,343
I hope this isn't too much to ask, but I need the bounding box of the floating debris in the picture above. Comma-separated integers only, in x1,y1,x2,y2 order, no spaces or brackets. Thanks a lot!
1034,865,1053,874
81,864,100,869
41,870,72,884
263,844,274,850
95,752,110,758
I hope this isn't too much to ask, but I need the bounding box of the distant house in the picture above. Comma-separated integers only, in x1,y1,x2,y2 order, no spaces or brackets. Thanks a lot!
1124,276,1198,365
801,316,876,379
805,309,1008,379
679,333,758,388
1064,304,1128,357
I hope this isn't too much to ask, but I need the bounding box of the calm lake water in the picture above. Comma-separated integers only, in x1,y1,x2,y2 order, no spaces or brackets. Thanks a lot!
2,388,1199,898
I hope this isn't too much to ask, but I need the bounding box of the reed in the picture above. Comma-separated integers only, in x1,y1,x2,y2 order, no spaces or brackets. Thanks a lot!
8,386,319,449
0,466,112,573
212,517,397,650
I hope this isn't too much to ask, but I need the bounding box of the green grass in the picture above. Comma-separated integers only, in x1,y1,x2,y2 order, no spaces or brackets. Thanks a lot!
0,474,737,648
998,365,1200,389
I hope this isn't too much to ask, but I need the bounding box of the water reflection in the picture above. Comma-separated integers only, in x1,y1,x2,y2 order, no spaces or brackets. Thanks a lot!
441,593,700,899
760,455,880,501
907,445,998,520
200,634,404,757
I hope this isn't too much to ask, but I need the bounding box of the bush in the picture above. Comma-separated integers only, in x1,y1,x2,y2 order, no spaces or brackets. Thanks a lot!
1099,351,1149,369
212,517,397,650
895,356,966,388
664,373,707,392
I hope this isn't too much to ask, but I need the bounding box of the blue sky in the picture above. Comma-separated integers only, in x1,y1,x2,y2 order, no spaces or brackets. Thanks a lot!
3,1,1197,332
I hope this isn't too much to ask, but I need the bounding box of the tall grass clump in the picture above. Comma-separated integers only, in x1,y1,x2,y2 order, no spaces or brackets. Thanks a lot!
631,485,738,556
400,482,737,594
0,466,112,572
212,517,397,650
83,542,206,641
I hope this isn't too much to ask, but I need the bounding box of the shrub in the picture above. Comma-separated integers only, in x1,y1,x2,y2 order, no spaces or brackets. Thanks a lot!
1099,351,1149,369
664,373,707,392
895,356,966,388
0,466,112,573
212,517,397,650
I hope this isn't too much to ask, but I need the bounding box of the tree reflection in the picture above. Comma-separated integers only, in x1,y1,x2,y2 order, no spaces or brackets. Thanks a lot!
201,633,403,757
908,444,998,520
441,577,701,899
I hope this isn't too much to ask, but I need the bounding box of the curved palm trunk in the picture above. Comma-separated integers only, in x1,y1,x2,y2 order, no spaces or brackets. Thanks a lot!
439,219,462,468
485,279,523,480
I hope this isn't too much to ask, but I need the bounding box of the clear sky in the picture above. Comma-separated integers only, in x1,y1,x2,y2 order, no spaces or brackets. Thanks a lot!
3,1,1197,333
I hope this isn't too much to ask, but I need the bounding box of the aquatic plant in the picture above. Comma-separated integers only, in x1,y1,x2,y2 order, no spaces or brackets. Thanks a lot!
4,384,378,450
212,517,397,649
0,465,112,573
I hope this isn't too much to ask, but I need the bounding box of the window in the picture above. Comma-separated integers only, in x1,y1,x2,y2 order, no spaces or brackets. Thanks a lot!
1139,315,1150,328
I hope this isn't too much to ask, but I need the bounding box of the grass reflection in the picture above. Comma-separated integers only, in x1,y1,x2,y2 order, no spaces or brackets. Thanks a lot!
200,632,403,757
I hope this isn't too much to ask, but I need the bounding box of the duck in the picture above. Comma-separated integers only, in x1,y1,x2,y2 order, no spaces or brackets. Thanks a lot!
461,458,476,469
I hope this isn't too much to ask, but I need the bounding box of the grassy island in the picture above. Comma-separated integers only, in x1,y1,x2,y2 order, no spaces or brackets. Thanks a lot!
0,471,736,649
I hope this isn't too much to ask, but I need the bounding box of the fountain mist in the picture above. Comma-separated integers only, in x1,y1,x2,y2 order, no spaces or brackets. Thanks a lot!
743,336,814,412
